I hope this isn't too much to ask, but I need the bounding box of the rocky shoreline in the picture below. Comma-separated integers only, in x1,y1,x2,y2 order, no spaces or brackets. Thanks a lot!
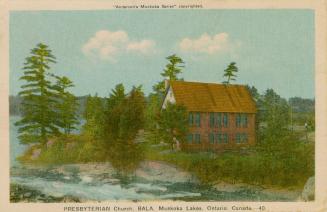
10,183,81,203
10,161,312,202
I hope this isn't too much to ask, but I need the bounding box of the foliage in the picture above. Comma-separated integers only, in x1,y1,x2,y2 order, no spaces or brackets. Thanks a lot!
17,134,106,164
160,54,185,80
246,85,260,102
107,84,126,110
144,93,161,130
118,86,146,140
262,89,290,129
53,76,79,134
152,81,165,97
104,84,145,140
153,54,185,95
15,43,79,144
15,43,60,144
103,84,146,174
144,141,314,188
223,62,238,84
82,94,105,139
157,103,188,149
289,97,315,113
258,89,291,147
144,93,163,144
107,139,145,175
289,97,315,130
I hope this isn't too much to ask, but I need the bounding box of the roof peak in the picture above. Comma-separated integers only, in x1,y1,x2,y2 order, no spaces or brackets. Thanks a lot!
170,80,247,87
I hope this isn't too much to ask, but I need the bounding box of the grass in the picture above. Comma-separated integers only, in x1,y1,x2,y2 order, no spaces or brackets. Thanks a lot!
142,138,314,190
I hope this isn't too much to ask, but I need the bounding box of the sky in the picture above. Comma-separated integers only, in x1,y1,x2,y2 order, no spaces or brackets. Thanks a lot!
10,9,314,99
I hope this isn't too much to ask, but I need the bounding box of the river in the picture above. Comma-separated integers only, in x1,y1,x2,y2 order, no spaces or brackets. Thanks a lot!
10,116,299,202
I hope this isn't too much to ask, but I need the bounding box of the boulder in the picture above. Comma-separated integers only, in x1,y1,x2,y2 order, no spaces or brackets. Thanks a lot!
135,161,198,183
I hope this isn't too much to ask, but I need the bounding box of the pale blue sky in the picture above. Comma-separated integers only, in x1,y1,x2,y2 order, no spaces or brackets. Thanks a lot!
10,9,314,98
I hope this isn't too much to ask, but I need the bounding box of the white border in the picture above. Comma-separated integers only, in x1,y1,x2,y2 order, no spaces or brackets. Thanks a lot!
1,0,326,211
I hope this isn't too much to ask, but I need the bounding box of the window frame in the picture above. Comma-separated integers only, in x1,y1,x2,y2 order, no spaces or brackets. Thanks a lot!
188,112,193,126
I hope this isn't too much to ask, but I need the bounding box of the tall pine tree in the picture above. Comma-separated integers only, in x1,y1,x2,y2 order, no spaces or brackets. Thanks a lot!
153,54,185,95
160,54,185,81
223,62,238,84
15,43,59,144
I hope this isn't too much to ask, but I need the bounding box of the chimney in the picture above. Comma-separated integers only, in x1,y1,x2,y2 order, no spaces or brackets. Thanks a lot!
164,79,169,90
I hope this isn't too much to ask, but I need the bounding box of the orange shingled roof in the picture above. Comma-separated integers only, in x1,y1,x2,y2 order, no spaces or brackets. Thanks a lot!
169,81,257,113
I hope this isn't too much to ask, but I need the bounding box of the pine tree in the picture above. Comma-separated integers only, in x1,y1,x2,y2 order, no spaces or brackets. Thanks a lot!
223,62,238,84
53,76,79,134
82,94,105,138
15,43,59,144
160,54,185,80
104,85,146,175
118,85,146,140
153,54,185,95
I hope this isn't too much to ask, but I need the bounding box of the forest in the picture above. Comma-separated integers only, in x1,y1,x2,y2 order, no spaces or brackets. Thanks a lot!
12,43,315,190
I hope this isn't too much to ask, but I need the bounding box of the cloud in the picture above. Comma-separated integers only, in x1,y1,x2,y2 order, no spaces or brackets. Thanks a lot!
82,30,156,62
127,40,156,55
178,32,240,55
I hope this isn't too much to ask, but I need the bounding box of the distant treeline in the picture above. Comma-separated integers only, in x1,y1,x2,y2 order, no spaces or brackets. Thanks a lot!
9,95,315,116
289,97,315,113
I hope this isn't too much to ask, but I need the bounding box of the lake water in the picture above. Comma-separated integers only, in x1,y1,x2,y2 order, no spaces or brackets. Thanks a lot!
10,116,28,167
10,116,298,202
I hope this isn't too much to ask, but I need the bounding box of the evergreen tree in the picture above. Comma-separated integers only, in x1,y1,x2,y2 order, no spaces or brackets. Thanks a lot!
262,89,290,131
15,43,59,144
53,76,79,134
104,84,145,140
160,54,185,80
144,93,161,130
104,85,146,175
153,54,185,95
107,83,126,111
259,89,292,154
118,85,146,140
223,62,238,84
104,84,126,139
144,93,162,144
82,94,105,138
152,81,165,96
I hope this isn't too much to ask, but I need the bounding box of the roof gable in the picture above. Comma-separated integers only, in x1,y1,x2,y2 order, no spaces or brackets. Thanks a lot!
169,81,257,113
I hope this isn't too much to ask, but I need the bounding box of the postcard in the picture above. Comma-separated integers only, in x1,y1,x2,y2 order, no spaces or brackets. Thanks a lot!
1,0,327,211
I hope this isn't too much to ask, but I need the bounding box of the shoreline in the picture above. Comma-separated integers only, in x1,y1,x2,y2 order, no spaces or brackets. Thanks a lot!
10,160,305,202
